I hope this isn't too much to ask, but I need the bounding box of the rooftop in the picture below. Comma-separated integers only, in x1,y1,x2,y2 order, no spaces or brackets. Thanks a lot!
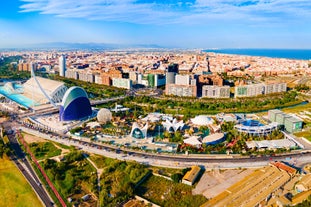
183,166,201,183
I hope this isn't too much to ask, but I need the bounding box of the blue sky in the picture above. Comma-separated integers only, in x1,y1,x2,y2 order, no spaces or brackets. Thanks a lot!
0,0,311,48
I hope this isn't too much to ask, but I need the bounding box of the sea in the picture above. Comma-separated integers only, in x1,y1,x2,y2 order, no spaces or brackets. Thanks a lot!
203,49,311,60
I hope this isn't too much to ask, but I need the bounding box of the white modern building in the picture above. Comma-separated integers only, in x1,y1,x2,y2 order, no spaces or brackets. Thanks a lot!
246,139,298,150
191,115,214,126
234,122,279,136
162,118,185,132
23,77,67,104
183,136,202,148
130,122,148,139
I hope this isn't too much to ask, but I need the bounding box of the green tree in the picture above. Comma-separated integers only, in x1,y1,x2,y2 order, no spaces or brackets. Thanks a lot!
171,173,182,183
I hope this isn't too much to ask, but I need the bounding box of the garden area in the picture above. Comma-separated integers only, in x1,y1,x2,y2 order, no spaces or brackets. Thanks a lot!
119,91,301,117
135,175,207,207
89,155,150,207
40,150,98,206
29,142,62,160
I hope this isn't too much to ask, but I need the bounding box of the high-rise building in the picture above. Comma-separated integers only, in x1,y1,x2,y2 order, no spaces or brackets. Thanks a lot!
59,55,66,77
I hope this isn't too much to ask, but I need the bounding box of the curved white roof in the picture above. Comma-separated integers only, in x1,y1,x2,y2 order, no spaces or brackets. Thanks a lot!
191,115,214,126
183,136,202,146
162,118,184,132
202,133,224,143
61,86,88,106
24,77,64,96
23,77,67,104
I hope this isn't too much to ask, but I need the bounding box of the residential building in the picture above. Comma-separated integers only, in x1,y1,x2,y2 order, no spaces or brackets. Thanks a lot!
112,78,132,89
202,85,230,98
234,83,265,98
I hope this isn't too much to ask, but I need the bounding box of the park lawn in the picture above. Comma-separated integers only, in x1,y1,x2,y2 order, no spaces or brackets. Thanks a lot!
53,142,74,150
0,156,43,207
29,142,62,160
136,175,207,207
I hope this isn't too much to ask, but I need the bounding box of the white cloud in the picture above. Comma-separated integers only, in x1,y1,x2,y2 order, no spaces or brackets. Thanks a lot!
19,0,311,25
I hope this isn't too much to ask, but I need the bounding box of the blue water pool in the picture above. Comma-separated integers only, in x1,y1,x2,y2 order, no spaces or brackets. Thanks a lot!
241,119,263,127
0,84,39,108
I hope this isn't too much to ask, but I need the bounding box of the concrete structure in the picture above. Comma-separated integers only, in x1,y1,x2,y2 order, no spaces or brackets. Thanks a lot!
23,77,67,104
112,78,132,89
202,85,230,98
182,166,201,185
59,55,66,77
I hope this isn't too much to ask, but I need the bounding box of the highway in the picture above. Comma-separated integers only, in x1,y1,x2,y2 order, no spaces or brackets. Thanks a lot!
7,133,54,207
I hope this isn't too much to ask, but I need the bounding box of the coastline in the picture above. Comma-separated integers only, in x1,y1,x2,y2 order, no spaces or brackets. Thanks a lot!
203,48,311,60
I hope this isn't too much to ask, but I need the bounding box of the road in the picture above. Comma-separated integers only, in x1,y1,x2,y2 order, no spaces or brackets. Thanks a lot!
7,133,54,207
20,126,311,169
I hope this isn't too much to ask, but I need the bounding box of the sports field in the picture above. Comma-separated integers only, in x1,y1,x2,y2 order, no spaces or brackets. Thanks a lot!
0,156,43,207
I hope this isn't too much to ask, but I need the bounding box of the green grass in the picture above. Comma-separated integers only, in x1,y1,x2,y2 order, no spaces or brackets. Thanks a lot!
136,175,207,207
295,131,311,141
53,142,74,150
89,154,116,169
282,102,311,114
0,156,43,207
29,142,61,160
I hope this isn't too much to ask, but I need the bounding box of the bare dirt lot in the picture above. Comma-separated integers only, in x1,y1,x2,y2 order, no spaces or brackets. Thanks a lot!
23,133,47,144
193,168,256,199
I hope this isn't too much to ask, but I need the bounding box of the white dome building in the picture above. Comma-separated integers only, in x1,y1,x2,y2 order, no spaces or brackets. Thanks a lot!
191,115,214,126
97,108,112,124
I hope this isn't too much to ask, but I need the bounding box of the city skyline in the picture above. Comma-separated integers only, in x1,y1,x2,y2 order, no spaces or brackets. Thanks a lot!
1,0,311,49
